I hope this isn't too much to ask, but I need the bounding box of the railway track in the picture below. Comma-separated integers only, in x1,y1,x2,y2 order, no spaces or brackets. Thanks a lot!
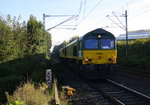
83,79,150,105
118,67,150,78
58,62,150,104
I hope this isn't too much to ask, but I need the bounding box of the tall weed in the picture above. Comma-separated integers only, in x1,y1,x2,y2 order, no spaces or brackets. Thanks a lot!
6,81,52,105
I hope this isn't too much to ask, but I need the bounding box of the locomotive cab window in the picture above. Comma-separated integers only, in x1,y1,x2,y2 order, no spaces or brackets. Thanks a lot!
101,39,115,49
85,39,98,49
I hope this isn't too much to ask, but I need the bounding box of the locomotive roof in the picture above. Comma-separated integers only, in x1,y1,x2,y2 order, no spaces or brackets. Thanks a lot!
79,28,115,41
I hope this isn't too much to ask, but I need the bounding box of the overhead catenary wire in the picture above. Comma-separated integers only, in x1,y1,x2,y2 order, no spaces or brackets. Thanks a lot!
63,0,103,34
78,0,103,25
112,12,125,29
46,15,78,31
79,2,83,15
75,1,83,27
106,14,125,30
68,1,84,34
83,0,87,18
99,0,129,30
61,1,83,31
129,7,150,19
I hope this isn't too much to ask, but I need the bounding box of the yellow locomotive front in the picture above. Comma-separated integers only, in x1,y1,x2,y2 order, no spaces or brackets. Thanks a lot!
82,38,117,65
79,29,117,79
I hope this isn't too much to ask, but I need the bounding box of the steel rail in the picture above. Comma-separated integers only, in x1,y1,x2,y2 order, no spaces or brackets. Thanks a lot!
82,79,125,105
118,69,150,78
82,78,150,105
107,79,150,103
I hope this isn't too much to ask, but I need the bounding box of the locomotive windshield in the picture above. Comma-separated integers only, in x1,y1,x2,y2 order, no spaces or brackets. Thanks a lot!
84,39,115,49
101,39,114,49
85,39,98,49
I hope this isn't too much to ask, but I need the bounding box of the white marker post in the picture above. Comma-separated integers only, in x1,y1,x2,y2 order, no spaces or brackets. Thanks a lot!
46,69,52,88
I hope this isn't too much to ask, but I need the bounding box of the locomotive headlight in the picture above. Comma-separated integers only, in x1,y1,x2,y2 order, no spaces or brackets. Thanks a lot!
85,58,89,61
98,35,101,38
112,58,115,61
85,58,92,62
109,58,115,61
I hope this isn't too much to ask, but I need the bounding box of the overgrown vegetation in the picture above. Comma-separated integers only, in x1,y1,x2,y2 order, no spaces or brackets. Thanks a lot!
0,14,69,105
6,81,53,105
6,80,69,105
117,38,150,70
0,15,52,104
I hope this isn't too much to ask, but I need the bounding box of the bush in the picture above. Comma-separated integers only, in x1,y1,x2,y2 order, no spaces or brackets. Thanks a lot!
0,76,21,103
6,81,52,105
117,39,150,70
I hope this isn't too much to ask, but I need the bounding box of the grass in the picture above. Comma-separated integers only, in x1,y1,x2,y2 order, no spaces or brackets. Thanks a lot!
5,79,69,105
6,81,53,105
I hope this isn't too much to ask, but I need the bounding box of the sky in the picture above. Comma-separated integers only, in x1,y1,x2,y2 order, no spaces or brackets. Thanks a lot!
1,0,150,50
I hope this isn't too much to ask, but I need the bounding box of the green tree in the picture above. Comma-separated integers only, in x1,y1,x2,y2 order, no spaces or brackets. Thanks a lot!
45,32,52,55
0,16,14,62
68,35,79,43
27,15,42,54
27,15,51,55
